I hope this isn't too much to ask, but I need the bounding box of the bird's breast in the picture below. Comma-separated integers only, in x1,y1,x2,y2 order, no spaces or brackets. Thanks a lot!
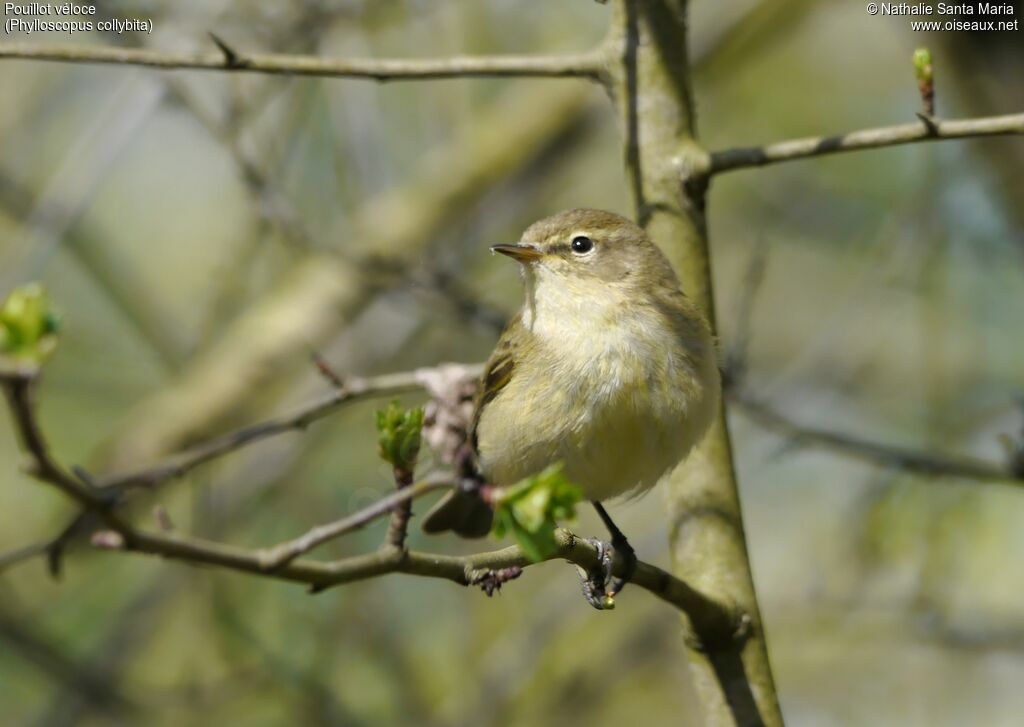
476,290,717,500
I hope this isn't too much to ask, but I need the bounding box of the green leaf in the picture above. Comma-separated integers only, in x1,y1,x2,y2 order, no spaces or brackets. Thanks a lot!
912,47,933,82
374,400,424,471
0,284,60,364
491,463,583,561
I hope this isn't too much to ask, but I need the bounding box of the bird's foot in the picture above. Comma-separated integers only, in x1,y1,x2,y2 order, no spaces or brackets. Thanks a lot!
574,533,638,610
577,537,616,610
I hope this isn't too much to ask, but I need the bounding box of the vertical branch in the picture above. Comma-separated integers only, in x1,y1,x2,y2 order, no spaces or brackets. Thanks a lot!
602,1,783,725
384,466,415,550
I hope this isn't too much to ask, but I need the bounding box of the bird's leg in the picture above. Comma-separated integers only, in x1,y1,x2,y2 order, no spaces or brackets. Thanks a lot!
592,501,637,599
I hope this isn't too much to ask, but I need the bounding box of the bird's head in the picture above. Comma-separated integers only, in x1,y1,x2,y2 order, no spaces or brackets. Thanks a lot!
491,208,675,287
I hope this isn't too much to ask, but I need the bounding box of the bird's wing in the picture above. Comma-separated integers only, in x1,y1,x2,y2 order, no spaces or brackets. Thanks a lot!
421,313,522,539
470,312,522,452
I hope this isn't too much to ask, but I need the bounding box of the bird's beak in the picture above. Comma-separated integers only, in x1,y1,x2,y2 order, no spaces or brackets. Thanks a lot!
491,243,543,263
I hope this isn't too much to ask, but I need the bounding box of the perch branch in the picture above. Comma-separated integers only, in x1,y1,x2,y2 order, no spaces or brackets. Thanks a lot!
0,370,726,627
96,524,725,624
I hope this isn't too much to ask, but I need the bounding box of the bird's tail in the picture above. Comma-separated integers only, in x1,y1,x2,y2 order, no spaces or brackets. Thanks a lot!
421,488,494,538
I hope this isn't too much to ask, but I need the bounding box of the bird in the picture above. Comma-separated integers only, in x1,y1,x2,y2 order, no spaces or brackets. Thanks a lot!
422,208,720,606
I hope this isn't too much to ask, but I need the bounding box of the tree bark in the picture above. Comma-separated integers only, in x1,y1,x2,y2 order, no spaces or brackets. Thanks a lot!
601,2,783,724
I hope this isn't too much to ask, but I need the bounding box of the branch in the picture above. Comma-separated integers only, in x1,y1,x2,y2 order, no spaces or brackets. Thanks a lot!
0,369,727,627
732,392,1024,484
0,172,185,365
97,365,482,492
383,467,416,551
709,112,1024,174
0,604,135,715
162,79,316,251
7,360,482,578
603,2,781,721
103,525,725,625
0,42,604,82
0,368,105,508
258,475,453,570
0,539,52,572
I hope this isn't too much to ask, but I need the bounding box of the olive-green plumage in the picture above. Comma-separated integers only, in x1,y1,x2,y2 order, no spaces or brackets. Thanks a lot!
423,209,719,537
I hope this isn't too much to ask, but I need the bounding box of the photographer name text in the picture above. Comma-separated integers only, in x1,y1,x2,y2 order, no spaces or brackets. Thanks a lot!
865,2,1018,30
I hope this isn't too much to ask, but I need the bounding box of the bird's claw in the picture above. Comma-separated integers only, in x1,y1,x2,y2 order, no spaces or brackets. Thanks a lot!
576,538,616,610
574,533,639,610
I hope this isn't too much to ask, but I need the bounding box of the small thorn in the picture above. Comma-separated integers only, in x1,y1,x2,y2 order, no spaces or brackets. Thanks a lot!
209,32,245,68
915,112,939,135
311,351,345,389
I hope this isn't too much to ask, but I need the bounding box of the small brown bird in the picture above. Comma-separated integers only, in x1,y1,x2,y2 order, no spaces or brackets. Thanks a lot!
423,209,719,605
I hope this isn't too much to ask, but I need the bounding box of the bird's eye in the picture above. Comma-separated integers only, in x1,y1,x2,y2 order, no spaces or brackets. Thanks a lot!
571,236,594,254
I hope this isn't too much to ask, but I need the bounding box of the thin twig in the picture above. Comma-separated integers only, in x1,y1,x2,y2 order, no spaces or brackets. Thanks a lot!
383,465,415,551
258,475,453,569
0,604,136,714
0,369,104,507
9,361,482,576
98,84,588,470
0,539,52,572
0,43,605,82
310,351,345,390
732,392,1021,484
709,112,1024,174
98,366,479,492
162,79,316,251
0,172,184,365
722,236,768,388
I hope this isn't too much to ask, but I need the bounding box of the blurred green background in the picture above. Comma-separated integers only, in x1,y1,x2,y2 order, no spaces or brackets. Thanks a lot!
1,1,1023,725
